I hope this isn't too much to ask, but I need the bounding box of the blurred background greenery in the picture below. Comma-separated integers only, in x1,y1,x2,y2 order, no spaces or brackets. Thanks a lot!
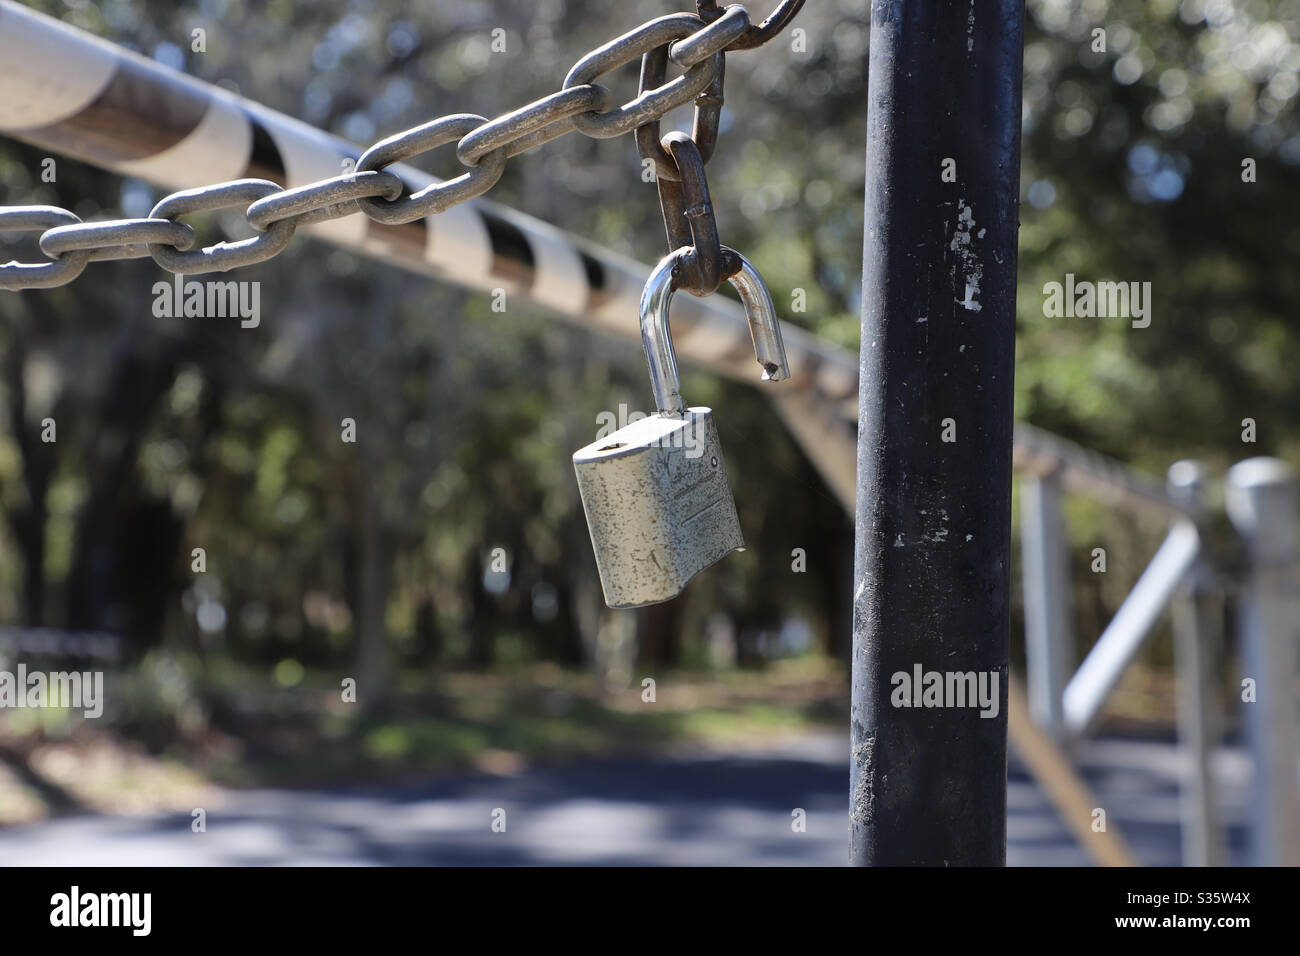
0,0,1296,817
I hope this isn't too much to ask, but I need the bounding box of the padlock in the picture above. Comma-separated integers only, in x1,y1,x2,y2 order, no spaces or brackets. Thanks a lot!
573,246,790,609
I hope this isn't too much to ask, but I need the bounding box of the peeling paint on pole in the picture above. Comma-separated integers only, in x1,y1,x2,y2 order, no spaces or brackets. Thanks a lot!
850,0,1024,866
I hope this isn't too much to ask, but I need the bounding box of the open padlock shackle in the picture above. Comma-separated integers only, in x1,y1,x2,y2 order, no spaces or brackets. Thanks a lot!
640,246,791,415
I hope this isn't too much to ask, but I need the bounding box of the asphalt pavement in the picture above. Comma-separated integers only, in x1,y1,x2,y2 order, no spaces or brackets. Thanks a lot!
0,732,1254,865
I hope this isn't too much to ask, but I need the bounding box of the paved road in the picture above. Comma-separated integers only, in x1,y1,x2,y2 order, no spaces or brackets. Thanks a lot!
0,733,1253,865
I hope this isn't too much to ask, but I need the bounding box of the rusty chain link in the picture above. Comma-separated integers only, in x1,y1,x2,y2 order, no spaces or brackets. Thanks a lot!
656,132,739,298
636,8,754,297
0,4,801,290
697,0,806,50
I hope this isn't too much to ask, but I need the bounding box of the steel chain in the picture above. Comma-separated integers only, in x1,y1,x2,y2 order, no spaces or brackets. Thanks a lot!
244,169,404,232
358,114,510,225
41,217,196,263
655,132,738,297
0,3,800,291
0,207,91,289
147,180,297,274
697,0,805,51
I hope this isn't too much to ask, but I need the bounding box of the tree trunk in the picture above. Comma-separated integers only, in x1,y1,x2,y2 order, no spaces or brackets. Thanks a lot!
4,333,53,626
636,599,683,669
354,470,394,712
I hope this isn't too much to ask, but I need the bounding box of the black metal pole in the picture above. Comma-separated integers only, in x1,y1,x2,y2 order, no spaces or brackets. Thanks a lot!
851,1,1024,865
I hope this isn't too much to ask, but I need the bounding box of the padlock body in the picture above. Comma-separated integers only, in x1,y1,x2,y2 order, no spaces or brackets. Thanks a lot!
573,407,743,608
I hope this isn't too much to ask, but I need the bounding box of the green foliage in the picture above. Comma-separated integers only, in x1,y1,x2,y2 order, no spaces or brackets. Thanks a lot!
1017,0,1300,471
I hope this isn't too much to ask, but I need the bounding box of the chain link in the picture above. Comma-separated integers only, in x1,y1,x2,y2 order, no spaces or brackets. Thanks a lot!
453,95,601,168
561,10,745,138
656,132,737,297
147,180,297,274
697,0,806,51
0,207,90,289
0,3,801,291
40,217,196,263
635,23,729,180
358,114,509,224
245,169,403,232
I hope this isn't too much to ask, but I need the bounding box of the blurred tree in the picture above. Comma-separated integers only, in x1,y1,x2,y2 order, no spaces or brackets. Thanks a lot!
0,0,1295,703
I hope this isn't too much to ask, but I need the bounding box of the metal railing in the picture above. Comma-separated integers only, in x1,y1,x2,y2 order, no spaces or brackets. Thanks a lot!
1016,428,1300,867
